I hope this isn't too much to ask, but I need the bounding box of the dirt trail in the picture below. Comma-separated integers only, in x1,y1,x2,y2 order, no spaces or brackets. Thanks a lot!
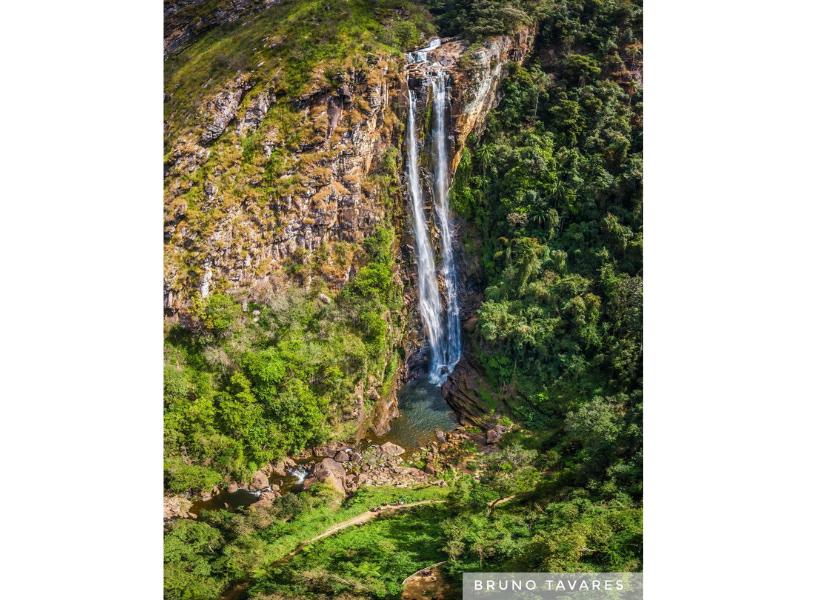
488,494,517,509
286,500,445,558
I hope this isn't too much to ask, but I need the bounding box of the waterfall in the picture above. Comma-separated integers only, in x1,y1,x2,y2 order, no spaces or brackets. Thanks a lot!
406,83,444,376
286,467,308,484
406,38,441,65
431,75,462,373
404,45,463,384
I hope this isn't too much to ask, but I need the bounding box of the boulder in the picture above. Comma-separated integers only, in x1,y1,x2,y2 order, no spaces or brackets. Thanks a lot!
486,429,500,444
269,460,287,476
303,458,347,496
351,451,363,463
250,470,269,491
334,450,350,462
380,442,405,456
313,442,342,457
227,481,239,493
293,449,313,460
435,430,446,443
163,495,193,520
251,491,277,511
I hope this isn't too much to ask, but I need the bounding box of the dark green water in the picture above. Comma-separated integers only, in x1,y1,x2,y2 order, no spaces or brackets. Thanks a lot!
189,466,309,515
190,488,260,514
373,375,458,452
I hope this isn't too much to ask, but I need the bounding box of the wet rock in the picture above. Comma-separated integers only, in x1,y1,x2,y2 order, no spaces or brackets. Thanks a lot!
380,442,405,456
269,461,287,476
250,470,269,491
251,490,277,511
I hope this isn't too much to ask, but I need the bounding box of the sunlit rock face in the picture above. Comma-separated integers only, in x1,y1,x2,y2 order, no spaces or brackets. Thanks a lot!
163,3,536,435
164,18,534,308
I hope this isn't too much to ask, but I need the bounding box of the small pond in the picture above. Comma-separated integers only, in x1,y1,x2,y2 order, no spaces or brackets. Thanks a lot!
371,375,458,453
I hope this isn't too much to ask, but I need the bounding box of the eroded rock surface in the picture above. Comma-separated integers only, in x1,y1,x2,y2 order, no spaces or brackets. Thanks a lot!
380,442,406,456
303,458,347,496
441,354,496,427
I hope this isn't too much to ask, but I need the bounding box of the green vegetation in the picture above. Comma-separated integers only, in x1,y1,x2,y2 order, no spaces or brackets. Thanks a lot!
164,484,450,600
424,0,548,41
434,0,643,580
164,225,401,490
252,503,450,598
163,0,643,597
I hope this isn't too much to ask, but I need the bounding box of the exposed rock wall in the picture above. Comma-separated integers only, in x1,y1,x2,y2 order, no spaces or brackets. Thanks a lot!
419,28,537,174
164,57,404,308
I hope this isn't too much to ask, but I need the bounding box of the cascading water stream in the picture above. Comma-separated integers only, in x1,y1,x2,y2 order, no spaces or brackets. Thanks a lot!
406,83,444,375
431,75,462,373
406,38,441,65
404,40,463,384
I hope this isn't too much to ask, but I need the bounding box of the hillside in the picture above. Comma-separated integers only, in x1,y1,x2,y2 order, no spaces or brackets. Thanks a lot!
163,1,643,598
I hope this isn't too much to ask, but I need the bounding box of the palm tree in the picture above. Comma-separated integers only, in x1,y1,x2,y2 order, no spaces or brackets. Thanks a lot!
475,143,496,179
550,179,567,210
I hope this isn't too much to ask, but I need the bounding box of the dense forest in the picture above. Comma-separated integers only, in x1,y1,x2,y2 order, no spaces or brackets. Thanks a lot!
164,0,643,597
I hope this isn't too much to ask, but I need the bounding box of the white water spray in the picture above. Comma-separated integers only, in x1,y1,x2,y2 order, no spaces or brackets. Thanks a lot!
403,40,463,384
406,38,441,65
431,75,462,373
406,84,444,375
286,467,308,484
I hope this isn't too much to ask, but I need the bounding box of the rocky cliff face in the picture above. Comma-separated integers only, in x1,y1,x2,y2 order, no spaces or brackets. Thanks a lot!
163,1,535,434
164,55,405,308
425,28,537,174
164,23,534,307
